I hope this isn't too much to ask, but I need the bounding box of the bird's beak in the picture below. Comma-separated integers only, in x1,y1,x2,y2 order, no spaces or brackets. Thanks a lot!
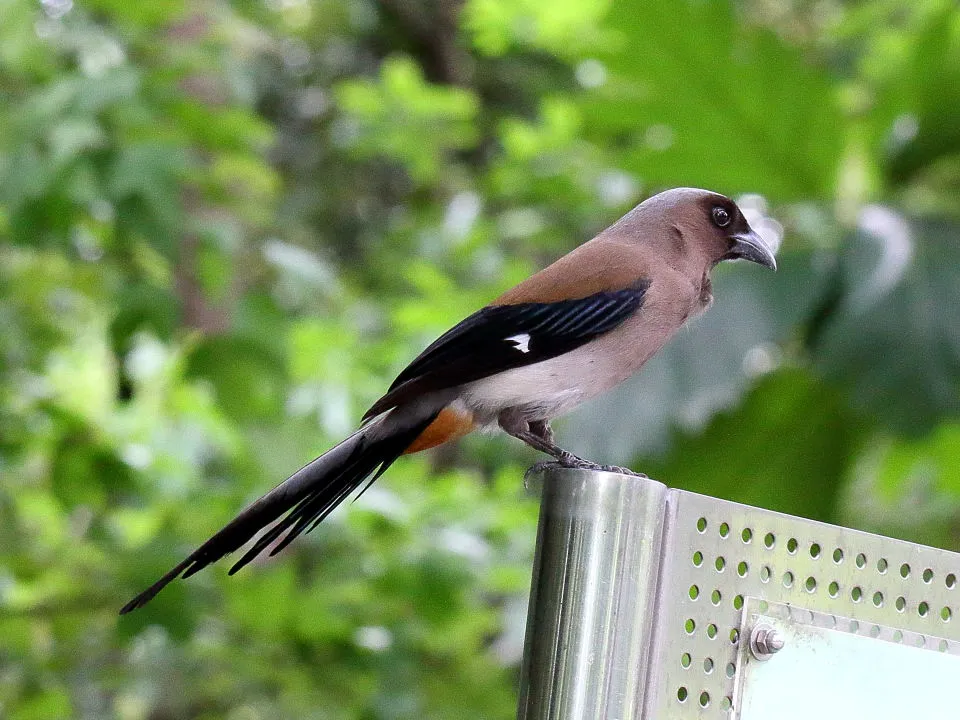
725,228,777,270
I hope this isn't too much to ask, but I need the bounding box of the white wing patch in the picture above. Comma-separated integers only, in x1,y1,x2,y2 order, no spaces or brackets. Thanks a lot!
506,333,531,353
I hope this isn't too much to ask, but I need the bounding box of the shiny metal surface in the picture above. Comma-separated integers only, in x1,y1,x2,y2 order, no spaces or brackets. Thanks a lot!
647,490,960,718
517,468,960,719
517,468,667,720
734,604,960,719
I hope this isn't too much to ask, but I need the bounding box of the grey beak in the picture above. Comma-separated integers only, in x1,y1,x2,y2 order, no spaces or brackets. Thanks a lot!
726,229,777,271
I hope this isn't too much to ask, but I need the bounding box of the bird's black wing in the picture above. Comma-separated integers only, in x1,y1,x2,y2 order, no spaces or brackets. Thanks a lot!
363,281,650,420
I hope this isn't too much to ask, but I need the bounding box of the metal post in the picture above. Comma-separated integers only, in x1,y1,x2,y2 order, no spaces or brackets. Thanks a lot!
517,468,668,720
517,467,960,720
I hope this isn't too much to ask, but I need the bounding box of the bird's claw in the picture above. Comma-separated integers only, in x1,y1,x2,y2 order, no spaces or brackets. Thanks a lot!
558,450,587,467
524,460,560,488
567,459,647,477
590,463,648,478
526,455,648,479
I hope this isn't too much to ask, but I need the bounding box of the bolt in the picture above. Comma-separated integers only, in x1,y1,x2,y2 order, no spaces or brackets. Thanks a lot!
749,624,785,661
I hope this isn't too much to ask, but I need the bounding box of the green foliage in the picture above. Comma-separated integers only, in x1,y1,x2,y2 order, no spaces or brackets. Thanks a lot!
586,0,846,199
2,0,960,718
336,57,480,183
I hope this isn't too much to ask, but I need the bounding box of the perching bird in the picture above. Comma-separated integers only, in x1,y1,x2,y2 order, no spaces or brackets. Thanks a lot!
120,187,776,613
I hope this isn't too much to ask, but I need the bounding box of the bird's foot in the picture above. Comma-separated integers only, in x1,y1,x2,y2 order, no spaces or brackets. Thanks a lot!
522,454,592,486
578,462,648,478
524,460,563,487
558,450,645,476
565,456,647,477
557,450,588,468
525,455,648,479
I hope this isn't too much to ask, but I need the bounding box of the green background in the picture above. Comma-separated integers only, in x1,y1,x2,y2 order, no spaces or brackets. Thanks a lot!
2,0,959,717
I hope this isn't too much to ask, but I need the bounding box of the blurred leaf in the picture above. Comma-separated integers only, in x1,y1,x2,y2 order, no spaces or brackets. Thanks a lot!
814,215,960,433
842,422,960,548
640,368,859,522
335,56,479,183
856,1,960,188
465,0,612,57
9,687,71,720
585,0,845,199
186,335,286,422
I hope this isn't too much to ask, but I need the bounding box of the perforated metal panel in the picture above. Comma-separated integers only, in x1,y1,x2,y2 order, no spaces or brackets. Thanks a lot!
517,470,960,720
643,490,960,718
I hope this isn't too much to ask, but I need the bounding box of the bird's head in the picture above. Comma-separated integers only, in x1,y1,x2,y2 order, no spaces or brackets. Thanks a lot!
623,187,777,273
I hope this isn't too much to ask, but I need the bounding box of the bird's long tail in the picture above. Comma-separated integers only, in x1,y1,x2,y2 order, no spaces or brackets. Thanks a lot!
119,409,438,614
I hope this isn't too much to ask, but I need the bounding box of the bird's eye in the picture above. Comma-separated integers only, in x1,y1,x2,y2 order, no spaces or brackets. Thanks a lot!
711,206,731,228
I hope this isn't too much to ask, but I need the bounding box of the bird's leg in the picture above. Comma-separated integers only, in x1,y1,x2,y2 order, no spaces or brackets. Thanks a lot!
505,414,648,479
523,419,576,478
528,419,556,445
499,413,584,468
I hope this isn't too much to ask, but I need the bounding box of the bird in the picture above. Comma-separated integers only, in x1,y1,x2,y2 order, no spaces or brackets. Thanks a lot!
120,187,776,614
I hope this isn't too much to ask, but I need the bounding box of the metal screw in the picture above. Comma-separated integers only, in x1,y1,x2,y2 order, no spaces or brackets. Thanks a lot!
749,624,785,661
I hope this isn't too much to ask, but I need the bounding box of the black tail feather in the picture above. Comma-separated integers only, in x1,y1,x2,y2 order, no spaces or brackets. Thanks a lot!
119,414,436,615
